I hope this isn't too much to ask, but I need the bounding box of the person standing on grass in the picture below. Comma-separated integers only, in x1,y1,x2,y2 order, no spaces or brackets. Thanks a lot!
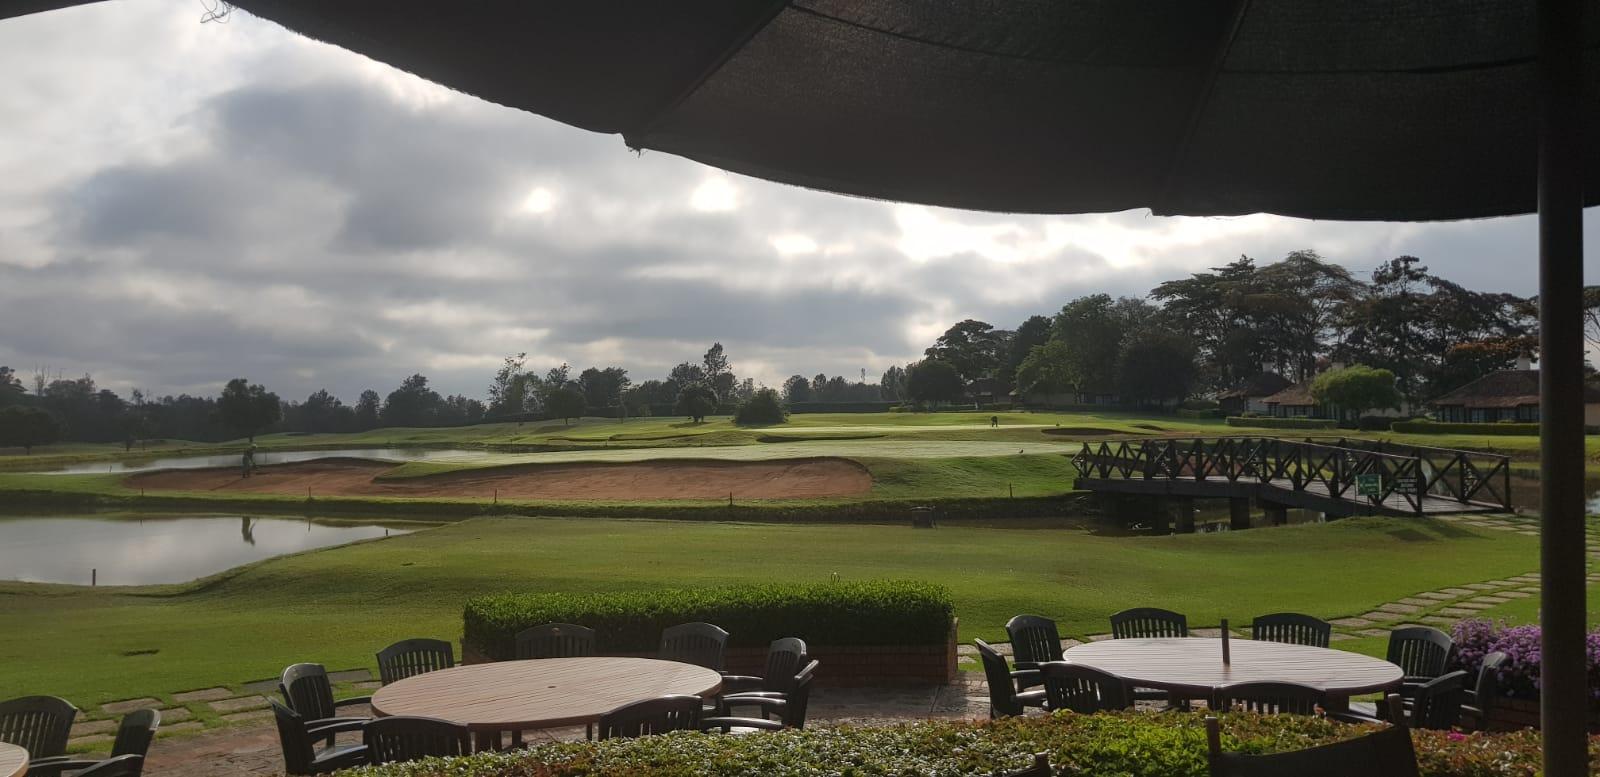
242,444,256,479
990,415,999,428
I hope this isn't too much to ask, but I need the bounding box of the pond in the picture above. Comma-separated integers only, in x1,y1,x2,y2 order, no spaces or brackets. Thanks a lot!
0,512,432,586
38,448,481,474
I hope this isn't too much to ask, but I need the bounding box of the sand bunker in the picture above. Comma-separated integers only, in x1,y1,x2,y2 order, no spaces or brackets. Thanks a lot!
127,457,872,501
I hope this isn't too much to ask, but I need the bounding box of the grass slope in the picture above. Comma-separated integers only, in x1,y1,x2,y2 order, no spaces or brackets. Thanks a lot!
0,515,1545,705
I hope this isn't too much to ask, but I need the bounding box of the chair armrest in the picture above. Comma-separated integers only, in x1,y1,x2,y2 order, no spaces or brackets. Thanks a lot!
722,696,788,715
333,696,372,709
700,716,784,733
718,675,765,693
1011,668,1043,690
18,757,100,777
307,718,369,737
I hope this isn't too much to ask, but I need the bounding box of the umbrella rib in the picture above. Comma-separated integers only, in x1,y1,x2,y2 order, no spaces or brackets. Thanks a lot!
622,0,791,148
1155,0,1254,214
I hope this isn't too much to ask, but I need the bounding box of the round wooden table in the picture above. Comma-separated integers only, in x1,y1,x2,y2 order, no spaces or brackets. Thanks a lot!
371,657,722,747
0,743,27,777
1063,637,1403,708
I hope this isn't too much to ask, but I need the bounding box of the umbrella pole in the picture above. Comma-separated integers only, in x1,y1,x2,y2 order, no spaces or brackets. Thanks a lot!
1537,0,1588,775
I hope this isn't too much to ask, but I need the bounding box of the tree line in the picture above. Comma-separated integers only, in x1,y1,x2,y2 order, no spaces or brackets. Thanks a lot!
901,251,1540,409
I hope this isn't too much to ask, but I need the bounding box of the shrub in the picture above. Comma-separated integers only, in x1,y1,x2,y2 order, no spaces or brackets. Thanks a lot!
1357,415,1407,431
346,710,1583,777
463,580,953,660
1449,618,1600,706
1392,420,1539,436
788,401,900,414
1176,408,1222,419
732,388,788,426
1224,416,1337,430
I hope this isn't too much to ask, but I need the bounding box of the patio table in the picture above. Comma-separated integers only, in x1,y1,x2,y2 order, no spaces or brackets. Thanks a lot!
1062,637,1402,710
0,743,26,777
370,656,722,748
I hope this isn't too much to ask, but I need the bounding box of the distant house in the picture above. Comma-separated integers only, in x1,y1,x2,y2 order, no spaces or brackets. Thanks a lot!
967,377,1013,405
1262,382,1321,418
1019,386,1120,407
1428,368,1600,424
1218,372,1292,416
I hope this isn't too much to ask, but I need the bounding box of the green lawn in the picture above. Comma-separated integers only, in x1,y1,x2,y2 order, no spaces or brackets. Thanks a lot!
0,515,1547,706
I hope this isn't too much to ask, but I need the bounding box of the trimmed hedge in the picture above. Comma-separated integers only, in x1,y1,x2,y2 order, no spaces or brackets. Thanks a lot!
1225,416,1337,430
342,710,1579,777
463,580,953,660
1392,420,1539,436
1176,408,1222,419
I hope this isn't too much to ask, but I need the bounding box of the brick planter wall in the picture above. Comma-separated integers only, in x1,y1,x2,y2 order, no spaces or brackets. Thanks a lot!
463,618,959,688
1487,697,1600,732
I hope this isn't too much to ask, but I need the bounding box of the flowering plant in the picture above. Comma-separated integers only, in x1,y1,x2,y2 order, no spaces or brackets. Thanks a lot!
1450,619,1600,705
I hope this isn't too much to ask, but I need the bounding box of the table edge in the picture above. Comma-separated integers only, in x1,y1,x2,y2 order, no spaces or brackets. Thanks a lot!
1061,638,1406,697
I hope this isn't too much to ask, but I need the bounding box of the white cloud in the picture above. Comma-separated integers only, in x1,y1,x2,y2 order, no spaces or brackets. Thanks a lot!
690,176,740,212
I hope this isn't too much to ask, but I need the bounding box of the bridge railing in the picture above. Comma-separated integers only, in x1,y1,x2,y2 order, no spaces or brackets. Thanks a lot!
1071,436,1512,514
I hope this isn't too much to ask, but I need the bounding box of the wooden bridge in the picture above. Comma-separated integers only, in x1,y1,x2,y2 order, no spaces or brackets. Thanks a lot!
1072,436,1512,527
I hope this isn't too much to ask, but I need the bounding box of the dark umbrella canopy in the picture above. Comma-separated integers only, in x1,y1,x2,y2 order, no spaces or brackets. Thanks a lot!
205,1,1600,221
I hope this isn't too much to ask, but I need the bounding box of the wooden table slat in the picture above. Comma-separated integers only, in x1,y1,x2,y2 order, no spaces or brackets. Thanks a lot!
1062,637,1404,698
0,742,27,777
370,657,723,731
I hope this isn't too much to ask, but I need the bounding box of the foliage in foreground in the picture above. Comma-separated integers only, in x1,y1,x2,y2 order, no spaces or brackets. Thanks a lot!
464,580,953,660
1451,618,1600,705
340,711,1583,777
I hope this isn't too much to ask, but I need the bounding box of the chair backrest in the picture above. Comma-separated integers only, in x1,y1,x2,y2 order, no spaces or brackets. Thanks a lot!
658,622,729,671
0,695,78,758
1205,699,1419,777
377,638,456,685
269,700,317,776
780,661,819,729
1212,682,1324,716
1409,670,1470,730
1038,661,1131,713
1251,613,1331,648
1471,651,1507,716
363,715,472,764
73,755,148,777
1110,608,1188,639
974,639,1025,717
280,663,337,721
1385,627,1453,679
996,753,1052,777
1005,615,1064,665
111,708,161,763
760,637,808,692
597,695,704,740
514,623,596,659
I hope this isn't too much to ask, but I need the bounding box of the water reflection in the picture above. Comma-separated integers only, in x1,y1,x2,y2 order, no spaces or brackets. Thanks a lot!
37,448,479,475
0,512,431,586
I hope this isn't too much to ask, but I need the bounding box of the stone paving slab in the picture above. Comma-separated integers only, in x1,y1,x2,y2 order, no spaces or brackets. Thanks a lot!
1396,597,1436,607
1356,629,1391,638
1466,596,1510,605
221,710,273,725
1330,617,1372,627
1462,583,1498,590
327,669,373,683
102,697,161,715
173,687,233,703
1377,603,1420,614
1359,610,1404,622
1411,592,1454,601
157,722,206,737
208,696,268,714
240,679,278,695
1438,587,1476,596
1482,580,1519,587
1420,616,1458,627
1497,590,1533,598
1086,633,1114,642
161,707,194,723
1328,632,1355,641
72,719,117,736
1453,602,1494,610
353,681,382,691
1438,607,1478,616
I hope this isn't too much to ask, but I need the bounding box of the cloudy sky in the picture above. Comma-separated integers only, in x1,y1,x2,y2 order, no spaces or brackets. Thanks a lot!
2,1,1596,403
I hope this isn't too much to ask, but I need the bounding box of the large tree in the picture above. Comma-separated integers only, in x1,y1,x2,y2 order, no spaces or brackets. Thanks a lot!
0,366,23,407
1044,294,1147,397
906,359,965,405
925,319,1008,384
578,366,631,409
487,353,531,416
782,374,813,403
544,384,587,424
1311,364,1402,419
381,374,443,428
354,390,381,430
0,406,60,454
217,378,282,442
879,365,908,402
675,384,719,423
733,387,787,426
1117,331,1199,406
701,343,736,399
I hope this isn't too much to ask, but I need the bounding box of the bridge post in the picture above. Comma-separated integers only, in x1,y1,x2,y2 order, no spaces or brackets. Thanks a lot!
1174,497,1196,534
1229,498,1251,531
1263,503,1288,526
